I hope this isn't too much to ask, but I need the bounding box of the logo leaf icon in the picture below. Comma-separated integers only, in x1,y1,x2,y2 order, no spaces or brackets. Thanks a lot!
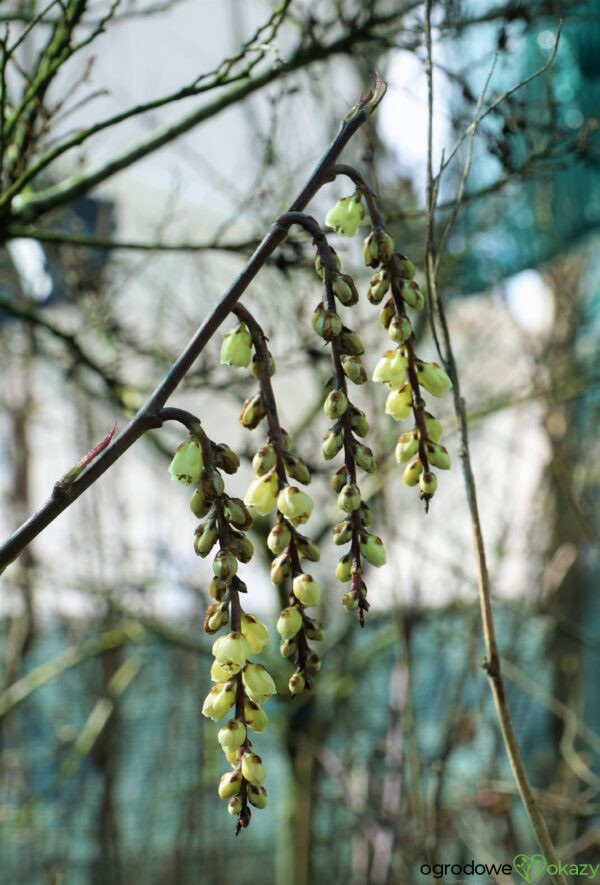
513,854,547,883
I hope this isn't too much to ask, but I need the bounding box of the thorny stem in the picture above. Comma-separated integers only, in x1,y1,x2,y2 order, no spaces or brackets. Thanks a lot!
422,1,566,879
0,93,374,573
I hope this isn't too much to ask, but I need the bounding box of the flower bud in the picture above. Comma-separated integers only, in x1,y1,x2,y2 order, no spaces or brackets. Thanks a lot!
241,753,266,786
363,232,378,268
211,660,232,682
267,522,291,555
367,270,389,304
248,785,268,809
332,520,353,546
239,394,266,430
385,384,412,421
292,574,321,607
314,248,341,279
338,483,361,513
194,520,218,557
330,467,347,494
209,577,228,600
213,443,240,474
342,590,359,612
213,549,238,581
244,699,268,733
244,471,279,517
304,618,325,641
373,349,408,389
322,430,344,460
212,632,250,668
311,303,342,340
341,355,367,385
218,769,243,799
403,458,423,486
325,195,365,237
399,279,424,310
358,501,373,527
242,663,277,705
395,430,420,464
339,328,364,356
295,535,320,562
353,443,376,473
394,252,416,279
238,807,252,829
335,553,353,582
277,487,313,524
424,412,443,443
280,429,293,451
169,438,203,485
204,603,229,634
280,638,297,658
420,471,438,497
417,361,452,397
252,443,276,476
225,750,239,765
332,273,359,305
228,533,253,564
217,718,247,753
306,652,321,672
324,389,348,419
240,613,269,654
375,229,395,262
283,454,311,485
379,297,395,329
228,795,243,816
277,606,303,640
200,468,224,501
363,229,394,267
220,323,252,368
425,441,451,470
223,497,253,530
271,553,291,586
190,487,211,518
360,533,387,567
289,672,306,694
202,681,236,721
350,409,369,437
250,352,276,380
388,315,413,345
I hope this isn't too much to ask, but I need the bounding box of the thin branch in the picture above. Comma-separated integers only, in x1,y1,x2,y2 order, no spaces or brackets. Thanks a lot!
422,2,566,880
437,20,563,179
4,223,261,253
0,88,378,572
0,622,144,717
3,5,405,223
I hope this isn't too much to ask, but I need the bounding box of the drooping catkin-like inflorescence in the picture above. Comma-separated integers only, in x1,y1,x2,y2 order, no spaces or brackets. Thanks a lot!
169,419,274,833
168,169,451,832
367,234,452,508
315,205,387,625
221,308,324,699
325,188,452,510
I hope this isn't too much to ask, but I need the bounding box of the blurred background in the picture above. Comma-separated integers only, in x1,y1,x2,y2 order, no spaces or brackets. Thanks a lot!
0,0,599,882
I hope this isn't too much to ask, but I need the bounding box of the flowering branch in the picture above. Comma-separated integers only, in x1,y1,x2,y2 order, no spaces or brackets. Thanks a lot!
0,87,377,574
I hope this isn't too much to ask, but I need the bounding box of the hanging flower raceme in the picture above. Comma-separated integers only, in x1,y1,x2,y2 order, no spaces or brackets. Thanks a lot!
221,310,325,698
362,224,452,508
311,234,386,624
170,420,274,832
